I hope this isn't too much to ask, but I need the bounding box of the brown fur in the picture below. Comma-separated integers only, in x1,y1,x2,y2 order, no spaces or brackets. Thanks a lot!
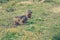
25,10,32,18
13,10,32,26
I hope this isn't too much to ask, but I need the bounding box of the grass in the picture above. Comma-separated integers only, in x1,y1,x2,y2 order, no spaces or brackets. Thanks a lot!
0,0,60,40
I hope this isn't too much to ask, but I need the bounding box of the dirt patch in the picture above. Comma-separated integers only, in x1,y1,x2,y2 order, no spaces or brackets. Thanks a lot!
51,6,60,13
17,1,34,5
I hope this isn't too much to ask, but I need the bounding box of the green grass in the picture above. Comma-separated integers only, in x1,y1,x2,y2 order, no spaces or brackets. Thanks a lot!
0,0,60,40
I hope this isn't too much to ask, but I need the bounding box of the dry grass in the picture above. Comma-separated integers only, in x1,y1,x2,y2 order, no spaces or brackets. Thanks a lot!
51,6,60,13
17,1,34,5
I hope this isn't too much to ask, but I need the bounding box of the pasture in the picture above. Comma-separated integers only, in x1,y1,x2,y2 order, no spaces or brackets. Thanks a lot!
0,0,60,40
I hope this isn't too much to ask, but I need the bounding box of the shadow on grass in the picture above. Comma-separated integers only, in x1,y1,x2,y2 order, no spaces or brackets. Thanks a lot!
52,32,60,40
26,21,35,25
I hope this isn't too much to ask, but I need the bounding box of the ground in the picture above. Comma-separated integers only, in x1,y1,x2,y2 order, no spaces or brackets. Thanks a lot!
0,0,60,40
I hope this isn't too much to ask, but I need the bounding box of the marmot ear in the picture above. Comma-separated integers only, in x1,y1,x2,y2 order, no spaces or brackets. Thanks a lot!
28,10,32,13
